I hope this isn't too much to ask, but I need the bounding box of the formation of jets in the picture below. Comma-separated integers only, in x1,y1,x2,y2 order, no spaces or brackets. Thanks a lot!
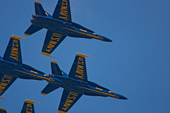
0,0,127,113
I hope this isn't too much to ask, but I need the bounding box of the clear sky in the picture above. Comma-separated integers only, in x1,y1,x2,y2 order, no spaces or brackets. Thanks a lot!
0,0,170,113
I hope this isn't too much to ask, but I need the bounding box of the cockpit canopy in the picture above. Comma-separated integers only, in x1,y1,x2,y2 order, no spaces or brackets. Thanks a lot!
22,64,45,74
88,81,110,91
72,22,94,33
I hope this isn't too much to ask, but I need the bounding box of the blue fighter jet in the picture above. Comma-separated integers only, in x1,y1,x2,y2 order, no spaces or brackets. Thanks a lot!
0,99,38,113
41,53,127,113
24,0,112,57
0,35,52,99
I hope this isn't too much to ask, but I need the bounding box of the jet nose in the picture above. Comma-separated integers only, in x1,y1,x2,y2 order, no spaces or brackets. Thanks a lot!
102,36,112,42
117,94,128,100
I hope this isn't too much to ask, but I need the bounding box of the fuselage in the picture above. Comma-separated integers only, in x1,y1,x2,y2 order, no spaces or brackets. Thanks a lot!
0,57,52,81
31,15,112,42
48,74,127,100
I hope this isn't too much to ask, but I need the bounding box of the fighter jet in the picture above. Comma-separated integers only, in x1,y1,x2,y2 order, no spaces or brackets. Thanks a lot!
41,53,127,113
0,99,38,113
0,35,52,99
24,0,112,57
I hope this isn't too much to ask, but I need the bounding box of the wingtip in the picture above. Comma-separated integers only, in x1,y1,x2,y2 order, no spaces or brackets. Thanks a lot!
41,92,47,95
35,1,41,4
41,52,55,58
51,61,57,64
76,53,91,58
11,35,25,40
58,110,67,113
0,96,5,100
0,108,6,111
25,99,39,104
24,33,30,36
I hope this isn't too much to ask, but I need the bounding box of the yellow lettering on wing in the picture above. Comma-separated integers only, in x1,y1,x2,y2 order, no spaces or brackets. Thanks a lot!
0,74,13,94
75,56,85,80
26,103,33,113
10,39,19,61
62,91,78,111
46,33,63,53
59,0,68,21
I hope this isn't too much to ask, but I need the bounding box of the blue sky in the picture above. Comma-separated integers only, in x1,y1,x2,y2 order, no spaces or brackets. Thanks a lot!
0,0,170,113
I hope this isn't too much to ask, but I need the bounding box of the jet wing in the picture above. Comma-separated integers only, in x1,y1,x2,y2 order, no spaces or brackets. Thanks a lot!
0,73,17,98
21,99,39,113
68,53,90,81
52,0,72,22
41,30,66,57
3,35,25,64
58,89,82,113
0,108,7,113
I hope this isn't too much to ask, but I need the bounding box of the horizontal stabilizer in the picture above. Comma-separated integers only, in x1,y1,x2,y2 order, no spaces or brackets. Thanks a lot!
24,24,42,36
51,61,62,75
41,84,59,95
35,1,46,16
0,108,7,113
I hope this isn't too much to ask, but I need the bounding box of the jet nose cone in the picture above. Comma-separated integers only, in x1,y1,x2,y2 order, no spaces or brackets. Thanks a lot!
102,36,112,42
117,94,128,100
119,95,128,100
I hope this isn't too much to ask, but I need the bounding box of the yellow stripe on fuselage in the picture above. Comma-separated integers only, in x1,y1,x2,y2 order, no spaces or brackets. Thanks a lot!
78,86,119,98
13,69,54,81
62,27,103,40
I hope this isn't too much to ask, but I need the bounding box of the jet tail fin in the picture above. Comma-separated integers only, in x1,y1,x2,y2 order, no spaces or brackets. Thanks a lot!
35,1,47,16
51,61,63,75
